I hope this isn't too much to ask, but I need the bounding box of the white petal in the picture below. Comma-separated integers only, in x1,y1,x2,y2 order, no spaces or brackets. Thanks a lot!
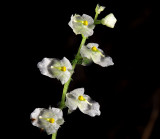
91,52,101,63
37,58,53,78
57,70,71,84
84,102,101,117
60,57,72,70
82,27,94,37
56,119,64,125
82,14,94,25
51,108,63,120
87,43,99,49
30,108,43,127
78,101,88,114
65,93,78,111
70,88,85,98
51,68,62,79
78,95,101,117
97,56,114,67
68,15,74,28
45,122,59,135
80,45,92,59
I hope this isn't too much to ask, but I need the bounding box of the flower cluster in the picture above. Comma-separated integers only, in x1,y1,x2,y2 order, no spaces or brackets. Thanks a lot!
31,4,117,137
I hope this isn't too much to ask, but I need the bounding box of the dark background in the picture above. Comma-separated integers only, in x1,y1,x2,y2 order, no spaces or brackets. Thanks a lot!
8,0,160,138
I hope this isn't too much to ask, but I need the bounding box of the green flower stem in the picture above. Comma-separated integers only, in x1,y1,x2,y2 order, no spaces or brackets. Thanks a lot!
52,10,98,139
59,35,87,110
94,12,98,22
51,34,87,139
94,20,101,24
52,132,57,139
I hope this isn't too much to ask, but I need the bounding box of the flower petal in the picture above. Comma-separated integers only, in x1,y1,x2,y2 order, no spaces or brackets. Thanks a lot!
37,58,53,78
44,122,59,135
82,14,94,25
91,52,101,63
30,108,43,127
82,27,94,37
78,95,101,117
96,56,114,67
51,108,63,120
70,88,85,98
60,57,72,70
57,70,71,84
65,93,78,111
86,43,99,49
80,45,92,59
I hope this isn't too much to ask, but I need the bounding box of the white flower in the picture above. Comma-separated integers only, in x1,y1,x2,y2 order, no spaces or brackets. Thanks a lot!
80,43,114,67
37,57,72,84
65,88,101,117
30,107,64,135
95,4,105,14
68,14,95,37
101,13,117,28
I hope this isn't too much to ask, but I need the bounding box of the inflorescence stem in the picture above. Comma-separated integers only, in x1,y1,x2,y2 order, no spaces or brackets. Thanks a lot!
52,11,99,139
51,35,87,139
60,35,87,110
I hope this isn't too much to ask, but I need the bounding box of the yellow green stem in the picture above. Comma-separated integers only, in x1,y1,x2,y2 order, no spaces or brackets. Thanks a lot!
52,132,57,139
52,7,98,139
59,35,87,109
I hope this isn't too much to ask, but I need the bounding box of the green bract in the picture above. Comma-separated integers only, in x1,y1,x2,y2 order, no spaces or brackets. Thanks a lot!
68,14,95,37
80,43,114,67
30,107,64,135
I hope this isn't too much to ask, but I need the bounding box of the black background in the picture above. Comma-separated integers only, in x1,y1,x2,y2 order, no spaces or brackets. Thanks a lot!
7,0,160,139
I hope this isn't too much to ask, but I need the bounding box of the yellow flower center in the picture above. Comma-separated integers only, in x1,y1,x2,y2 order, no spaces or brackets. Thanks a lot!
82,20,88,26
39,116,55,123
51,66,67,72
46,118,55,123
91,46,97,52
78,95,86,101
91,46,105,57
61,66,66,72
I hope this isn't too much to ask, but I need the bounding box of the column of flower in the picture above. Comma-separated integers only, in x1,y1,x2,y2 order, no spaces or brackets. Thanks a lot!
30,4,117,139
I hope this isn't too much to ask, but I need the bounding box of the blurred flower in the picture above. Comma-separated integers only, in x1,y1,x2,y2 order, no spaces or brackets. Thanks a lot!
68,14,95,37
30,107,64,135
80,43,114,67
95,4,105,14
65,88,101,117
101,13,117,28
37,57,72,84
